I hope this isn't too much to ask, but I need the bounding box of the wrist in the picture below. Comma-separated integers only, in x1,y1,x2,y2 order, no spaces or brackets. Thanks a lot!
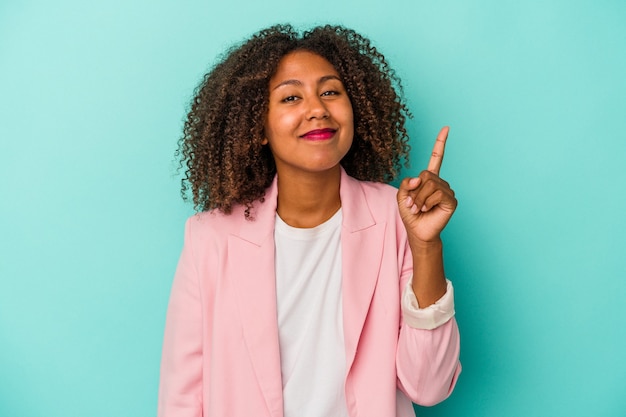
408,236,443,255
408,236,446,307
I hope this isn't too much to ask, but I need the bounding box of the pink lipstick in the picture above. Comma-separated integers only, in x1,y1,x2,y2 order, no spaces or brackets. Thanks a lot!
300,128,336,140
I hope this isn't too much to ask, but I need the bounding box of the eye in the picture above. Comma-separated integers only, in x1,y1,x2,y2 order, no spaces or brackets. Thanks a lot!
281,95,300,103
321,90,339,97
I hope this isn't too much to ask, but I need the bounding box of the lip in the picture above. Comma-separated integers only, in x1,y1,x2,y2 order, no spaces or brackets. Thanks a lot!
300,128,337,141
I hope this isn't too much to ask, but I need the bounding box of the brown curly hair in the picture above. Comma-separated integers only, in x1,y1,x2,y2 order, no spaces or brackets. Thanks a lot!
177,24,412,216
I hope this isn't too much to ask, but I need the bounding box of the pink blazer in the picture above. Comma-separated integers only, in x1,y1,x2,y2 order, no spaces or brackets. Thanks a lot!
158,169,461,417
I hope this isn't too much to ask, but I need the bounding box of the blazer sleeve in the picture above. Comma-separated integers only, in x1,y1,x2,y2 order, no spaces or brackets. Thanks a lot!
395,239,462,407
158,218,204,417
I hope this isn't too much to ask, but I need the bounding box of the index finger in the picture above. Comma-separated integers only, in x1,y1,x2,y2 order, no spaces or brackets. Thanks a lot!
427,126,450,175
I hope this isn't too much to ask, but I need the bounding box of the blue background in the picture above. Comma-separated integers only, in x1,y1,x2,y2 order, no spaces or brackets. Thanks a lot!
1,1,625,416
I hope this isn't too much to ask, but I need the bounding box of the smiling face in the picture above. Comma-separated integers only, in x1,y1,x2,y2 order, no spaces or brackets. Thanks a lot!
264,50,354,178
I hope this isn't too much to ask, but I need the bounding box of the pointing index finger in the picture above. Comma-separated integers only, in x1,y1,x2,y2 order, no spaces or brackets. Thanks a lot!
427,126,450,175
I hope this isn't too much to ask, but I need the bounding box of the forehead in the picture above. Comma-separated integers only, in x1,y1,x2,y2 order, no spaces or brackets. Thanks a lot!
269,51,339,88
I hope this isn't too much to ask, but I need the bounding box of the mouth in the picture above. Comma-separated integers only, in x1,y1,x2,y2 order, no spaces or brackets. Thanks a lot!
300,128,337,140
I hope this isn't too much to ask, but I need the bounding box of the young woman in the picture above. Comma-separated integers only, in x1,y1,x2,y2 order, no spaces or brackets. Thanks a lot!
159,24,461,417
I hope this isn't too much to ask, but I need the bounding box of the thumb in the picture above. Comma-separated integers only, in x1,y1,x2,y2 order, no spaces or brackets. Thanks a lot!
397,176,421,213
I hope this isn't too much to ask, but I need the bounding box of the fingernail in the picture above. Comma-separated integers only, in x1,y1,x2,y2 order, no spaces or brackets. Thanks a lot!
411,204,419,214
405,196,413,208
421,205,428,212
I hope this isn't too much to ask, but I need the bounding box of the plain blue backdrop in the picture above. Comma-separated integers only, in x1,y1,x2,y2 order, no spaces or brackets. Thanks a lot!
1,1,625,416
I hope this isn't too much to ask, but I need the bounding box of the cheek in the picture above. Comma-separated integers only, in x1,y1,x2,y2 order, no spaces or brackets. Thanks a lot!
343,106,355,136
265,108,299,138
343,100,354,126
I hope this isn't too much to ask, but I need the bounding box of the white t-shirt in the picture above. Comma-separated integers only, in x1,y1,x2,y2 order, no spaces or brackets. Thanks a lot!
274,208,349,417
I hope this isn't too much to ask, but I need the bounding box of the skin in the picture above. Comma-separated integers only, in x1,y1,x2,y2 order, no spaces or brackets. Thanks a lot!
397,126,457,307
264,51,354,228
265,51,457,307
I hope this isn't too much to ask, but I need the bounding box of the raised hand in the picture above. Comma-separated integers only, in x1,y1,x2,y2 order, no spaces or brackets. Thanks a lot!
397,126,457,244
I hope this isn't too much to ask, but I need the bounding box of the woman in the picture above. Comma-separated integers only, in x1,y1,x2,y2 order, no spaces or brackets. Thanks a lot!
159,24,461,417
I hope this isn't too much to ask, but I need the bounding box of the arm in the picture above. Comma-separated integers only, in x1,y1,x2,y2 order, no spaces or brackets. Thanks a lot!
397,127,456,307
395,127,461,405
158,219,203,417
396,271,461,405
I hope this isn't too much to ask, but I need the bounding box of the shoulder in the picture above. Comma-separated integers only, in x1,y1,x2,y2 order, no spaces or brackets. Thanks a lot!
183,194,276,246
183,205,247,245
344,175,399,212
357,179,399,201
361,180,402,226
343,170,398,196
342,176,409,253
340,173,404,233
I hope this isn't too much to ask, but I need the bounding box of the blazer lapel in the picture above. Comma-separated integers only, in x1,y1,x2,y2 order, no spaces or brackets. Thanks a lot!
339,170,386,374
229,178,284,417
228,170,387,411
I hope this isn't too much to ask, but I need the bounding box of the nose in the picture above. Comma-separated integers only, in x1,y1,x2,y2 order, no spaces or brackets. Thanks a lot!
306,95,329,120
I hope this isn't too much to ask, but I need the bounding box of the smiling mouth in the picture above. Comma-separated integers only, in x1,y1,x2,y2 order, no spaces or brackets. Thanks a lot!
300,128,337,140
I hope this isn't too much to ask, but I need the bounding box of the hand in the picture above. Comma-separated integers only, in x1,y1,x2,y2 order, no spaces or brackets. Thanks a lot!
397,126,457,245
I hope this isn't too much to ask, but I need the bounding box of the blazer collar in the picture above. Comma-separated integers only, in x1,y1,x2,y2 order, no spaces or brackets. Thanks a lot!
235,174,279,246
338,168,376,232
236,166,378,239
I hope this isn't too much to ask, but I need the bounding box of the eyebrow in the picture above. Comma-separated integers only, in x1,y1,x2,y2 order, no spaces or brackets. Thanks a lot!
272,75,342,91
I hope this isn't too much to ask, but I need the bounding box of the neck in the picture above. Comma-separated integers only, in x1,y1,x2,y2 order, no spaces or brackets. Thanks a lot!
275,166,342,228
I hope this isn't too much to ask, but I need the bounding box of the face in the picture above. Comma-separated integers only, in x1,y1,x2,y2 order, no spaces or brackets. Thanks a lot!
264,50,354,178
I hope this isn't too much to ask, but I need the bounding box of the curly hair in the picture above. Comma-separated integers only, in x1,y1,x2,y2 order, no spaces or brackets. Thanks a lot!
176,24,412,216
